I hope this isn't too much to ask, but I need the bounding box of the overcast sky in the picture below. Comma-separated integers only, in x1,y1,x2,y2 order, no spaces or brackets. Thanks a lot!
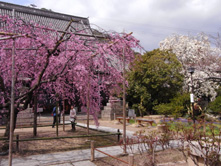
3,0,221,51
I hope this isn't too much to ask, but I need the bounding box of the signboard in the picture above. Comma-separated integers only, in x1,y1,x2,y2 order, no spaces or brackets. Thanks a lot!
190,94,194,103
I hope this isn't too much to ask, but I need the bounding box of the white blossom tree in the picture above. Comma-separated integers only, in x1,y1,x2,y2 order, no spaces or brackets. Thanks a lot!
159,33,221,101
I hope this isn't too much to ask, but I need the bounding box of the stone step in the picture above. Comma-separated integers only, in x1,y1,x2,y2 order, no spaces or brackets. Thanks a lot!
101,116,112,119
101,117,112,121
103,107,112,111
101,114,114,119
17,114,34,118
101,113,110,116
102,111,111,114
102,110,112,113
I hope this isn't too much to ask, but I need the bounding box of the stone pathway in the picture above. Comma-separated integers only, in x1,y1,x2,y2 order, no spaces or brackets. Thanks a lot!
0,144,126,166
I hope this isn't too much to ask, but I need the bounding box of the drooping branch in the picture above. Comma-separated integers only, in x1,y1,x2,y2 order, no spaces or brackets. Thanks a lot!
1,19,75,109
36,19,74,87
41,52,78,84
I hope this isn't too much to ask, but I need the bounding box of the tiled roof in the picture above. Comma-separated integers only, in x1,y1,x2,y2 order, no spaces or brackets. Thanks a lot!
0,1,91,34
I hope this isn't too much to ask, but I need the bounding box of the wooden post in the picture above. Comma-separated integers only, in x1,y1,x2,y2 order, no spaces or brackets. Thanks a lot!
9,9,15,166
123,47,127,154
63,99,65,131
56,101,59,137
33,95,38,137
87,74,90,135
128,154,134,166
16,135,19,152
91,141,95,161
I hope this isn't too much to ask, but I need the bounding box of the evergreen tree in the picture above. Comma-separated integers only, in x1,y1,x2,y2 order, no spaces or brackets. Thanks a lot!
127,49,184,115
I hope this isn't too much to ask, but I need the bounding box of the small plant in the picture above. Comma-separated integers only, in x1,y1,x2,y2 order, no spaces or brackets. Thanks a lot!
129,119,136,124
177,122,221,166
119,130,159,165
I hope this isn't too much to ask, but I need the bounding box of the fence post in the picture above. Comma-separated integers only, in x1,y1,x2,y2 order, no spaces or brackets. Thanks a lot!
91,141,95,161
117,129,120,142
16,135,19,152
128,154,134,166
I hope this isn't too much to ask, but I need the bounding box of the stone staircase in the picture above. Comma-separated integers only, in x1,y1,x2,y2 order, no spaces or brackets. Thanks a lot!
101,99,123,121
16,107,34,127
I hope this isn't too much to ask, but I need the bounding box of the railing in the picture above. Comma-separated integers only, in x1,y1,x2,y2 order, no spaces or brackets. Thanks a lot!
90,141,135,166
0,124,122,154
0,132,121,153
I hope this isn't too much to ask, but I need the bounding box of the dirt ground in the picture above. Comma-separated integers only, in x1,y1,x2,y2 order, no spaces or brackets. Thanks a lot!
0,118,120,158
0,116,188,165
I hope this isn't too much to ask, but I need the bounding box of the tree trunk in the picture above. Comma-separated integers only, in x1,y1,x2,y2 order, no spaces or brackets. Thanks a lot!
4,112,10,138
33,95,38,137
139,109,143,117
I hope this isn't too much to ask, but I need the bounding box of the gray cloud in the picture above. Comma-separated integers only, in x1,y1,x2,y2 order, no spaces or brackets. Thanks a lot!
6,0,221,51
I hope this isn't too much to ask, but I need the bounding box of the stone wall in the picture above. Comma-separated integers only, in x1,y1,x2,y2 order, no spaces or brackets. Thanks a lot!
16,108,34,127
